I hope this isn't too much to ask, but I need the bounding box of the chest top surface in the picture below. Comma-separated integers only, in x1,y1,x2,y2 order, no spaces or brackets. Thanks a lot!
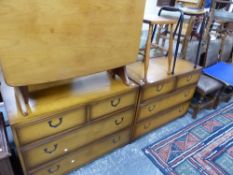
1,72,137,125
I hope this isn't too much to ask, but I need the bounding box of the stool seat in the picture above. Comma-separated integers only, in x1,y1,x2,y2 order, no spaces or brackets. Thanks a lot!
143,15,177,25
179,7,205,16
197,75,223,94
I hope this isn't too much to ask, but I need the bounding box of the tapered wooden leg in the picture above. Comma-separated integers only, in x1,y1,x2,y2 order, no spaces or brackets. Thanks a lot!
144,24,153,82
168,24,174,75
111,66,130,86
219,32,226,61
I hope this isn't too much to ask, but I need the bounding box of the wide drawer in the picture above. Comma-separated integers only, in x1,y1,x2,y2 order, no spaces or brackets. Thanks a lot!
90,90,138,120
138,85,195,121
141,78,176,101
176,71,201,89
16,107,86,146
23,109,134,169
134,102,190,139
31,129,130,175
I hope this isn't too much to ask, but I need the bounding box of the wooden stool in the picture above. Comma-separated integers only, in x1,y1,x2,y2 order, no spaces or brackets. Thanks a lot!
143,15,177,81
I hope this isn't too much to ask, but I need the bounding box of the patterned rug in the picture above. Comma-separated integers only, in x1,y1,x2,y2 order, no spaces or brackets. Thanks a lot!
143,102,233,175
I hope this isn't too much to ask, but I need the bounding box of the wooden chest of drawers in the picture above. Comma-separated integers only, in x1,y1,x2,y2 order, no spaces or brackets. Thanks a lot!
1,72,139,175
127,58,201,139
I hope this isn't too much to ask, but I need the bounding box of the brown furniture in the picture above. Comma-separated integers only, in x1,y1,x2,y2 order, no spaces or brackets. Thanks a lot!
127,58,201,139
176,0,204,8
190,39,224,118
1,72,139,175
0,0,146,115
0,113,14,175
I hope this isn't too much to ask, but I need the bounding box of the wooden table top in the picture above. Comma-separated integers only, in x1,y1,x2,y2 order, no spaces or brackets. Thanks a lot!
0,0,146,86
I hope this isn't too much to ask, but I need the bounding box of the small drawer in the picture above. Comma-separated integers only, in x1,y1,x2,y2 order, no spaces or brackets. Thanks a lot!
23,109,134,169
17,107,86,145
142,78,176,101
31,129,130,175
177,71,201,88
134,102,190,139
90,90,138,119
138,85,195,121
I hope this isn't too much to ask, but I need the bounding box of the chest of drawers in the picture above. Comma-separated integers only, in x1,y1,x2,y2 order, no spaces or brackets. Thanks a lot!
127,58,201,139
1,72,139,175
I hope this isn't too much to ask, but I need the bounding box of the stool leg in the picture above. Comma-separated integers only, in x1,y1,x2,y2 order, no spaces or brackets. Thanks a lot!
144,24,153,81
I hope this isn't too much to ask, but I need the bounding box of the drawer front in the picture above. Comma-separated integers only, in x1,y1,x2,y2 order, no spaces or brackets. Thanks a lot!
134,102,190,139
177,71,201,88
90,90,137,120
142,79,176,101
17,107,86,145
138,86,195,121
32,129,130,175
23,109,134,169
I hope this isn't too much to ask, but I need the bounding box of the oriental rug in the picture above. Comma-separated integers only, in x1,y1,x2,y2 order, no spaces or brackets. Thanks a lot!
144,102,233,175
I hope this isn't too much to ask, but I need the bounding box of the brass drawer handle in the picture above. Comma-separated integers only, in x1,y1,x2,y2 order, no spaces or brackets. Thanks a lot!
144,122,151,129
48,165,60,174
44,144,58,154
179,106,184,113
148,105,156,112
186,75,193,82
184,91,190,98
48,117,63,128
111,98,121,107
114,117,124,126
112,136,121,144
156,84,164,92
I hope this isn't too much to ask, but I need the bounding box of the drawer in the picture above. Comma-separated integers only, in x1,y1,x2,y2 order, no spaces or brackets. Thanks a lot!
134,102,190,139
138,85,195,121
90,90,138,119
142,78,176,101
31,129,130,175
17,107,86,145
176,71,201,88
23,109,134,169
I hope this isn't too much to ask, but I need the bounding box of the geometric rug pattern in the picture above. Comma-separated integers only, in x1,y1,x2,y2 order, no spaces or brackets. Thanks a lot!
144,103,233,175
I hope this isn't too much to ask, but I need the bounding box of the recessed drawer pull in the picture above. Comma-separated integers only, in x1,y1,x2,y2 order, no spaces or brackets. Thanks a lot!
48,165,60,174
186,75,193,82
179,106,184,113
148,105,156,112
112,136,121,144
48,117,63,128
144,122,151,129
44,144,58,154
111,98,121,107
156,84,164,92
184,91,190,98
114,117,124,125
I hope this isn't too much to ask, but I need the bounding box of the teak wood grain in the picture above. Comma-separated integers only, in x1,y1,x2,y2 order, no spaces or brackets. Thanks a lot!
134,102,190,139
22,109,134,170
0,0,146,86
30,129,130,175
